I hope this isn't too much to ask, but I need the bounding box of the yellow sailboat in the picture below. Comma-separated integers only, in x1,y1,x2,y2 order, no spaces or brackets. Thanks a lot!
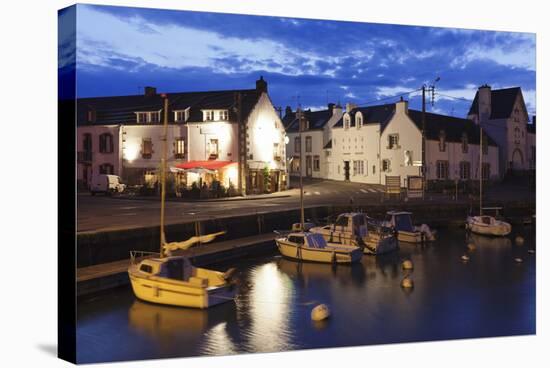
128,94,237,309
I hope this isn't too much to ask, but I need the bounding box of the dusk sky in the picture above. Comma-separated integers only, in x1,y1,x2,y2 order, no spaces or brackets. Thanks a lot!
59,4,536,118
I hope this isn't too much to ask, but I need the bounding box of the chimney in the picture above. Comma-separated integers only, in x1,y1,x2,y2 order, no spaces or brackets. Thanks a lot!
144,86,157,97
285,106,293,117
345,102,357,112
256,76,268,93
478,84,491,122
395,98,408,115
327,103,335,116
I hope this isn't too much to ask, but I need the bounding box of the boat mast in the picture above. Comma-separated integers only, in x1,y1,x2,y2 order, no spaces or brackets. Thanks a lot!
160,94,169,256
479,126,483,217
298,107,305,230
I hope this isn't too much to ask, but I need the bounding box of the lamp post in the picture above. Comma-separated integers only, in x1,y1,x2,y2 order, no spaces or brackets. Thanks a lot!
421,76,440,199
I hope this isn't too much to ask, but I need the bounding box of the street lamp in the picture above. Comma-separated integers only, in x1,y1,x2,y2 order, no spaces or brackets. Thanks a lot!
421,76,440,199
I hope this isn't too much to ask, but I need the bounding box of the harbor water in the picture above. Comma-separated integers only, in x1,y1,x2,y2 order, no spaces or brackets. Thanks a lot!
76,227,536,364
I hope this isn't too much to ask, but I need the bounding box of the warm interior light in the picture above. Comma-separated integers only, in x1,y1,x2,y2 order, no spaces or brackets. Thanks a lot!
123,143,139,162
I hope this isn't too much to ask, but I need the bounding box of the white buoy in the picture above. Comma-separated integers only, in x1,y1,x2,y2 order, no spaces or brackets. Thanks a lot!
514,257,523,263
461,254,470,262
401,277,414,288
528,249,535,254
467,243,476,251
311,304,331,321
515,236,525,246
402,259,414,270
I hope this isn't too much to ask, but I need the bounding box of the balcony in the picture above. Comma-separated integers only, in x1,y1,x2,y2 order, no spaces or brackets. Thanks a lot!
77,151,92,163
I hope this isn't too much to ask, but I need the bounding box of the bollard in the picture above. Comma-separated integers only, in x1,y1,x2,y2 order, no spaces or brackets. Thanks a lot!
402,259,414,270
401,277,414,288
515,236,525,246
311,304,331,322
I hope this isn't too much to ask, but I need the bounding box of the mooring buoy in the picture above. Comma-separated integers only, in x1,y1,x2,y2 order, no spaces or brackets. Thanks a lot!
515,236,525,246
311,304,331,321
402,259,414,270
461,254,470,262
467,243,476,251
514,257,523,263
528,249,535,254
401,277,414,288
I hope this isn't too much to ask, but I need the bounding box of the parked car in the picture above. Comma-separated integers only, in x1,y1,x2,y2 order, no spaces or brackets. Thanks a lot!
90,174,126,196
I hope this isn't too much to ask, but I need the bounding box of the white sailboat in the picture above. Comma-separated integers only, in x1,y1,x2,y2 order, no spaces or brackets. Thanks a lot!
275,107,362,264
465,126,511,237
128,94,237,308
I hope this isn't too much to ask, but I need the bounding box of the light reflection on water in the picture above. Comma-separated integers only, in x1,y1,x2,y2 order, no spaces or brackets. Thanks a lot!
77,227,535,364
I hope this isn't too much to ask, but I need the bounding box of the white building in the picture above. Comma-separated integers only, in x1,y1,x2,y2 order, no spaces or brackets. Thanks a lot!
283,104,343,179
77,77,287,194
327,99,500,186
467,85,535,175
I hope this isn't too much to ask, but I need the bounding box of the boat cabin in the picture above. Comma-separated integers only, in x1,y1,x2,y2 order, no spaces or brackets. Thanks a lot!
386,211,415,232
287,233,328,249
138,257,194,281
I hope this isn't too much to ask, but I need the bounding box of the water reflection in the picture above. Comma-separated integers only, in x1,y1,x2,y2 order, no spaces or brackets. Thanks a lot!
277,257,366,287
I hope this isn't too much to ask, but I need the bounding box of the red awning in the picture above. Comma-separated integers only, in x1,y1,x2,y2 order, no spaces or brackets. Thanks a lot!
174,160,237,170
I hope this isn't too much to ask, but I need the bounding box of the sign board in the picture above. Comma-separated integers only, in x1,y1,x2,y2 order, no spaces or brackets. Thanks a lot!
412,160,423,167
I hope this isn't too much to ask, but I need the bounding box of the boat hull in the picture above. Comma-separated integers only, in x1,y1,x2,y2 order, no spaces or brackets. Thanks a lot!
128,272,236,309
466,217,511,237
310,228,398,255
396,230,424,243
275,239,362,264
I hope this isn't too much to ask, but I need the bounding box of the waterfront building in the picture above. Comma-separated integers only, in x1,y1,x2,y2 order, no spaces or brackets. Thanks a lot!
76,77,287,194
467,85,535,175
326,99,500,186
283,103,343,179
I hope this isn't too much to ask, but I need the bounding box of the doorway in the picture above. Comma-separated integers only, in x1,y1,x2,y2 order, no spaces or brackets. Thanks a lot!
344,161,350,181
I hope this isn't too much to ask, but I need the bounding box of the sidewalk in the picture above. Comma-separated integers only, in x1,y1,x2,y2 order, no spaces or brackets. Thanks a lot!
83,189,296,202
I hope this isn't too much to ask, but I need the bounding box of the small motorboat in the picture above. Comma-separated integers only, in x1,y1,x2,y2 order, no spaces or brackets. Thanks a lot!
128,251,237,309
309,213,397,255
466,207,511,236
384,211,436,243
275,231,363,264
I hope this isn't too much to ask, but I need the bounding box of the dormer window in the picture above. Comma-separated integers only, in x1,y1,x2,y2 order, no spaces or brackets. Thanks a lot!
219,110,229,121
461,132,468,153
300,119,309,131
343,114,351,130
356,114,363,129
136,111,161,123
174,109,189,123
204,110,214,121
439,130,446,152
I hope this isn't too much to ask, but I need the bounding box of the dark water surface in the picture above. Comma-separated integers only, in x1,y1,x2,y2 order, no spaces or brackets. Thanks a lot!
77,227,535,364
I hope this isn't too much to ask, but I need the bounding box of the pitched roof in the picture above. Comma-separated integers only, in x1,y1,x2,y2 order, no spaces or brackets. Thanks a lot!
407,110,498,146
77,88,262,126
284,109,333,133
467,87,522,119
333,104,395,128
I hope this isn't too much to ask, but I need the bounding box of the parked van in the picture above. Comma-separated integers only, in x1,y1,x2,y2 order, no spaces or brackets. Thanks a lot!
90,174,126,196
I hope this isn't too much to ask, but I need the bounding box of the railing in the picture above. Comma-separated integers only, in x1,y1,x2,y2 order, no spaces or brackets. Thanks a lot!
129,250,160,265
77,151,92,163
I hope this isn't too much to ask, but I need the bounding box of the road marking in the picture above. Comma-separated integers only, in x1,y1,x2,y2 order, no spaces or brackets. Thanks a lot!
113,212,137,216
314,191,321,195
368,188,377,192
305,192,311,196
360,189,368,193
119,206,139,210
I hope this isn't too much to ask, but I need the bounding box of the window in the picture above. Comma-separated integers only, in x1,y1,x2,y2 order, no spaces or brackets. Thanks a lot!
372,165,376,175
288,236,304,245
136,112,160,123
404,150,413,166
514,127,521,144
439,130,446,152
174,138,185,159
344,115,350,129
314,156,320,171
460,161,470,180
382,159,391,172
273,143,281,161
99,133,114,153
482,163,490,180
300,119,309,131
208,139,219,159
294,137,301,153
291,156,300,173
356,114,362,129
140,264,153,273
99,163,114,175
83,133,92,152
174,110,187,122
388,134,399,149
219,110,229,121
436,160,449,180
142,138,153,159
461,133,468,153
353,160,364,176
204,110,214,121
305,136,312,152
335,215,348,227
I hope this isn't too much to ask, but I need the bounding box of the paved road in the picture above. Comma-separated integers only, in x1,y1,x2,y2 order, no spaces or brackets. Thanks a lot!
77,178,534,233
77,179,387,233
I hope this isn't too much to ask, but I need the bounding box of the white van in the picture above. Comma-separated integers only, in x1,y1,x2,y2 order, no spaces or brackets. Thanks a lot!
90,174,126,196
